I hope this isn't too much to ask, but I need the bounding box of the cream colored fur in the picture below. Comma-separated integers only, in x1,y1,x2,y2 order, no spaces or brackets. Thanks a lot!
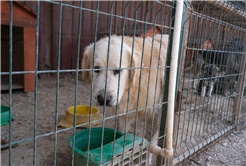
82,34,169,161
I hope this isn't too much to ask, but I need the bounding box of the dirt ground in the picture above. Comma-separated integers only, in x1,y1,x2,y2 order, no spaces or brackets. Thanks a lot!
1,75,246,166
1,75,145,166
183,127,246,166
183,90,246,166
176,75,246,166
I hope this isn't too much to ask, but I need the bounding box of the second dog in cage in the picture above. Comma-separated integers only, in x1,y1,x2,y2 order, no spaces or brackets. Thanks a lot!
82,34,169,162
186,49,241,94
213,69,239,96
197,64,220,97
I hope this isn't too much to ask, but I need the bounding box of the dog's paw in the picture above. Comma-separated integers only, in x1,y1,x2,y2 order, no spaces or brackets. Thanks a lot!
208,94,212,98
201,94,205,97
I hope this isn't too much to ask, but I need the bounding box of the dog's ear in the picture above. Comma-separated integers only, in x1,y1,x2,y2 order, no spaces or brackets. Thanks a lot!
124,43,140,87
82,43,94,83
130,52,140,87
209,38,215,49
201,38,214,49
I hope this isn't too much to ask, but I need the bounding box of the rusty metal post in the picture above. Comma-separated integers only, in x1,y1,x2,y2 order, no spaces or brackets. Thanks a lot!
233,37,246,125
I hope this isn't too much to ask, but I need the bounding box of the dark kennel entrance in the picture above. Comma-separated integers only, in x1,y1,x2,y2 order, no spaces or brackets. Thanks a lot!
1,1,38,92
1,25,24,91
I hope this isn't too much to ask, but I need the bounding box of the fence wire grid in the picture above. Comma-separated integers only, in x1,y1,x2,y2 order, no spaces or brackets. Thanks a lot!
174,1,246,165
1,1,246,166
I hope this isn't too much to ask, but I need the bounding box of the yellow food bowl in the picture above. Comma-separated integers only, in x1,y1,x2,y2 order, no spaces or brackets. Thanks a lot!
58,105,102,128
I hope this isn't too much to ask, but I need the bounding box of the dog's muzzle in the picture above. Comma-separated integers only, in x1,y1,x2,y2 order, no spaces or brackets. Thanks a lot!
97,92,113,106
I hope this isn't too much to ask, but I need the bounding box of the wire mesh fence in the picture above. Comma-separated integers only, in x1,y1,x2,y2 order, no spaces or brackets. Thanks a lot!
1,1,246,166
173,1,246,165
1,1,177,166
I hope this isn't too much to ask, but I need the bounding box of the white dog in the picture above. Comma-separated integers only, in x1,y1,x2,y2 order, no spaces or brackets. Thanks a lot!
82,34,169,162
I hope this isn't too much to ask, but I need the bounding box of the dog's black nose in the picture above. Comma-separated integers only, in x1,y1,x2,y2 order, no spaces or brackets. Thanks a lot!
97,94,112,106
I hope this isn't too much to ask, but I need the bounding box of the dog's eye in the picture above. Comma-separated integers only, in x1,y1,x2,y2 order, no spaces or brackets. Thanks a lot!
94,66,100,73
113,70,121,75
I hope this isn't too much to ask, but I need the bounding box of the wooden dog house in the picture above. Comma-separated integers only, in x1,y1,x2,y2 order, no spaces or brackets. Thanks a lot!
1,1,39,92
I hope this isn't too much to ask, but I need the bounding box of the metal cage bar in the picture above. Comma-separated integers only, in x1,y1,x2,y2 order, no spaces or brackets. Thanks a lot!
1,1,246,166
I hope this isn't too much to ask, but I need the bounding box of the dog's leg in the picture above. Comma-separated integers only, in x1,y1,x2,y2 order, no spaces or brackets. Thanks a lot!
193,80,197,90
117,113,135,133
201,85,207,97
193,71,199,90
192,76,196,90
230,85,234,96
223,82,229,96
229,78,236,96
208,82,214,97
117,115,127,133
223,88,229,96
